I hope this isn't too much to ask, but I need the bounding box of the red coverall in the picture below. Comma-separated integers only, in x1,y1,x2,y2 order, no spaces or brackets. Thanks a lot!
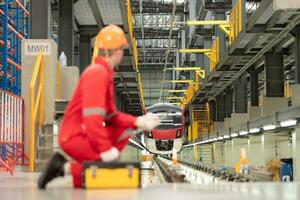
58,57,137,187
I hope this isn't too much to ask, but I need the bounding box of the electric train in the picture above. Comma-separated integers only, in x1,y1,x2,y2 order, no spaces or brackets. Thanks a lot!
143,103,184,154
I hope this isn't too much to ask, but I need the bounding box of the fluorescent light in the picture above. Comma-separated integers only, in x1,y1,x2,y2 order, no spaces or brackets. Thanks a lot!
280,119,297,127
224,135,230,139
249,128,260,133
218,136,224,140
239,131,248,136
213,138,218,141
208,139,213,142
263,124,276,131
231,133,238,137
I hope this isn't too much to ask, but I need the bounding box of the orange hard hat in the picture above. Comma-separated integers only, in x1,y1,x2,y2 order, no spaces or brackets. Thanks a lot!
96,24,129,50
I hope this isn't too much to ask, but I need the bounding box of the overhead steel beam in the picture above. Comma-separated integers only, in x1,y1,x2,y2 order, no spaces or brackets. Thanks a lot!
78,25,99,35
87,0,103,29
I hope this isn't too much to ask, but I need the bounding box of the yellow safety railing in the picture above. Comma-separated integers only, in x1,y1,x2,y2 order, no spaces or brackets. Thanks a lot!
185,83,195,104
206,103,213,134
229,0,243,44
180,97,186,109
210,37,220,72
192,121,199,141
126,0,134,40
132,38,138,70
29,52,44,172
195,71,199,92
56,62,61,98
284,81,292,98
126,0,145,113
188,125,192,142
137,73,145,111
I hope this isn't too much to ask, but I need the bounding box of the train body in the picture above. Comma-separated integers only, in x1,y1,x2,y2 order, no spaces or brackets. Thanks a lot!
143,103,183,154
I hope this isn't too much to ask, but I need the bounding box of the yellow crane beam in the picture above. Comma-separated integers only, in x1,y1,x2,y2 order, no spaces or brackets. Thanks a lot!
166,67,203,71
163,80,193,83
168,90,187,93
166,96,183,100
179,49,210,53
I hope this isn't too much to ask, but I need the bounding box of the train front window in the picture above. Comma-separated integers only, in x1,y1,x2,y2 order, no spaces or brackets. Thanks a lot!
152,112,181,130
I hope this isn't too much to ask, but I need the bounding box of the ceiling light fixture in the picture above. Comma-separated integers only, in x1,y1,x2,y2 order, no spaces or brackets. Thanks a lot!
249,128,260,133
263,124,276,131
280,119,297,127
239,131,248,136
231,133,238,137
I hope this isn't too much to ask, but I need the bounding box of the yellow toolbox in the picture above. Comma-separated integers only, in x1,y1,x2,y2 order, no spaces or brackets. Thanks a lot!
82,161,141,189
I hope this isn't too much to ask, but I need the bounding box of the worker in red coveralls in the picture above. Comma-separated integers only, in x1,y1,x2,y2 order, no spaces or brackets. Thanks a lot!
38,24,160,189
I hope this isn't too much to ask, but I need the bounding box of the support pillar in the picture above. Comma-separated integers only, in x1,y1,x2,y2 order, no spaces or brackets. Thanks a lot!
30,0,51,39
234,74,247,113
209,100,217,122
79,34,91,73
265,52,284,97
216,94,226,122
250,69,259,106
293,128,300,181
225,87,233,118
295,32,300,84
59,0,74,65
261,133,276,171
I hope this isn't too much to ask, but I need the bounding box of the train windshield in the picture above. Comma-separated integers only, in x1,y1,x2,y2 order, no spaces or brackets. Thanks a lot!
152,112,182,130
146,103,182,130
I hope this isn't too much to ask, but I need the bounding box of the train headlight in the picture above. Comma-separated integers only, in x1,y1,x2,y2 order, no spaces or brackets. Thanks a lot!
176,130,181,138
148,131,153,138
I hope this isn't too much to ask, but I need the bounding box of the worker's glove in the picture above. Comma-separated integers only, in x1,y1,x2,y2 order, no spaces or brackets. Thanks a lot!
100,147,119,162
135,114,161,131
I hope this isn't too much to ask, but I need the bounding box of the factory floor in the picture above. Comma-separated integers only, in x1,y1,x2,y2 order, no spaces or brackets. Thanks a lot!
1,171,300,200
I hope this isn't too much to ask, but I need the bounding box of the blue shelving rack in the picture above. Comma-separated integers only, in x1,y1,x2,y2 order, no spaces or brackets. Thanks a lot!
0,0,30,96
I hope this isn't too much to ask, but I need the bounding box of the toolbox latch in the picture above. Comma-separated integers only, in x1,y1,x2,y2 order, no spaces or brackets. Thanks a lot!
126,164,134,178
90,165,97,178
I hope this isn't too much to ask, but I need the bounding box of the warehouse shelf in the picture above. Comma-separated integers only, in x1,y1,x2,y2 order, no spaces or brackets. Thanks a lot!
0,0,30,96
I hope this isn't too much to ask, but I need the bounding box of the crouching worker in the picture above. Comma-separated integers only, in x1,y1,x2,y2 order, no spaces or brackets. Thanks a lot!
38,25,160,189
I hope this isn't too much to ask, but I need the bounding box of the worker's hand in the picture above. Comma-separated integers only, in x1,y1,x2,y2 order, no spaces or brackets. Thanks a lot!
135,114,160,131
100,147,119,162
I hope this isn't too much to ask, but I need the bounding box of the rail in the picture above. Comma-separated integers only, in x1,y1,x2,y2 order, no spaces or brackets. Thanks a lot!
29,53,44,172
209,37,220,72
126,0,145,113
185,83,195,104
229,0,243,44
0,90,25,174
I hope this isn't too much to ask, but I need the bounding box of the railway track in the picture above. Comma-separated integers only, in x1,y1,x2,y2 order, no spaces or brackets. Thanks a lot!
153,156,186,183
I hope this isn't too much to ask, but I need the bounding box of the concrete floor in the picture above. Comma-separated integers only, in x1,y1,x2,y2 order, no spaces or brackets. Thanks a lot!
1,172,300,200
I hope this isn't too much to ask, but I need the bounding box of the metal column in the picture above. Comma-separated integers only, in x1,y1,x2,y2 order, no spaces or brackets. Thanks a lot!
216,94,226,121
30,0,51,39
234,74,247,113
250,69,259,106
79,34,91,73
59,0,74,66
226,87,233,118
209,100,217,122
265,52,284,97
296,32,300,84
